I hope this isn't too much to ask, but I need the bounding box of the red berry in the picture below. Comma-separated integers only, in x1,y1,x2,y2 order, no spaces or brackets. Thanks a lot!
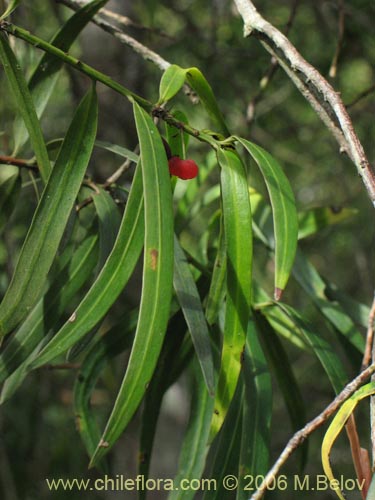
168,156,199,180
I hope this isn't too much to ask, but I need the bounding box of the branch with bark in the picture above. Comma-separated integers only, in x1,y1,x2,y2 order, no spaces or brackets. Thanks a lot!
250,363,375,500
233,0,375,206
57,0,170,70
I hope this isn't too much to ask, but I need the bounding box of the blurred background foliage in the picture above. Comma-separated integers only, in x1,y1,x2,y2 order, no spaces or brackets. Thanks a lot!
0,0,374,498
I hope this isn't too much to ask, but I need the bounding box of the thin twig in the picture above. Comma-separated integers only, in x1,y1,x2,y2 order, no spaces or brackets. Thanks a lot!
75,196,92,212
57,0,170,71
233,0,375,206
58,0,173,39
250,363,375,500
362,293,375,370
247,0,300,122
346,84,375,109
345,414,370,499
371,294,375,468
0,154,38,170
329,0,345,78
56,0,196,101
102,153,137,189
76,147,139,211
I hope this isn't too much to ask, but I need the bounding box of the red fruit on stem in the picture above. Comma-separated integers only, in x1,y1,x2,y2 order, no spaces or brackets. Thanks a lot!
168,156,199,180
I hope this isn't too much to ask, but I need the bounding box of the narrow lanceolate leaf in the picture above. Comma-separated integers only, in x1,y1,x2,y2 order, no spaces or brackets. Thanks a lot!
0,86,98,337
0,166,21,233
236,138,298,300
46,138,139,164
30,160,144,368
210,148,252,440
13,0,109,153
174,235,215,395
203,383,243,500
74,310,137,464
158,64,187,104
94,140,139,163
322,382,375,500
90,102,174,465
293,249,365,353
0,34,51,182
298,206,357,240
254,283,348,393
325,284,370,329
255,311,307,467
66,187,122,360
169,363,215,500
276,303,348,393
139,311,188,500
205,218,227,326
0,0,21,20
237,322,272,499
0,234,98,394
92,187,121,269
165,110,189,159
186,67,229,136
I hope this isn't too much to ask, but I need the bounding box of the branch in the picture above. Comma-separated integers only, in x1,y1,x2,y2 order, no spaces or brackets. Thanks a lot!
56,0,170,71
247,0,300,122
58,0,173,40
250,363,375,500
346,84,375,109
57,0,197,102
370,293,375,468
328,0,345,78
362,293,375,370
233,0,375,206
0,155,38,170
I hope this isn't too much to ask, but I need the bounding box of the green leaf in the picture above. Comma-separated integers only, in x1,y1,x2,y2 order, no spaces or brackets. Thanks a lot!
276,303,348,393
203,382,243,500
237,322,272,499
255,282,349,393
90,102,174,465
236,138,298,299
298,206,357,240
0,86,98,336
255,310,307,467
0,166,21,233
13,0,109,153
165,110,189,159
168,362,215,500
158,64,187,104
46,138,139,164
210,148,252,440
254,284,310,350
205,217,227,326
174,235,215,395
74,310,137,465
293,250,365,353
0,234,99,401
30,159,145,368
186,67,229,136
325,284,370,328
92,187,121,270
0,34,51,182
0,0,21,20
65,187,122,360
139,311,189,500
321,382,375,500
94,140,139,163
